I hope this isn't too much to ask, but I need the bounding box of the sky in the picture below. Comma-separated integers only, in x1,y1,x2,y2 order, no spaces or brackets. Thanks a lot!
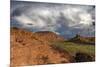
11,1,95,38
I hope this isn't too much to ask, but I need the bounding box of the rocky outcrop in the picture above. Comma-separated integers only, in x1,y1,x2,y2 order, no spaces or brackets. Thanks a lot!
69,34,95,45
10,28,74,66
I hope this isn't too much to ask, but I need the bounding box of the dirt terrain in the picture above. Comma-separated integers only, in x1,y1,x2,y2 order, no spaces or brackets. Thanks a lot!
10,27,74,66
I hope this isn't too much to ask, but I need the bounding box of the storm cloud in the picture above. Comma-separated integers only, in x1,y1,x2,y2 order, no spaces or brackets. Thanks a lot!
11,1,95,38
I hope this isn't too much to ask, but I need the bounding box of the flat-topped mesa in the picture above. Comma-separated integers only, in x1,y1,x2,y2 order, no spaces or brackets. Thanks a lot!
35,31,55,34
34,31,65,42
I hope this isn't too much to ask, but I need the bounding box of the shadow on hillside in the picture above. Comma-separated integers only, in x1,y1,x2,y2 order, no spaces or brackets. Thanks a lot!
74,52,95,62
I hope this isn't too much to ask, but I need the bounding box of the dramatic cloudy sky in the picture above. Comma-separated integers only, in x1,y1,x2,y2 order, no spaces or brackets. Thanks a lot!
11,1,95,38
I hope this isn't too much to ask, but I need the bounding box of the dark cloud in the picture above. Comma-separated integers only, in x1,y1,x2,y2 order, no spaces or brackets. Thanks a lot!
11,8,22,16
11,1,95,38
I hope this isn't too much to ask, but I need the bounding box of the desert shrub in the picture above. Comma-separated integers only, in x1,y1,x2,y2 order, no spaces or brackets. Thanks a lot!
75,52,94,62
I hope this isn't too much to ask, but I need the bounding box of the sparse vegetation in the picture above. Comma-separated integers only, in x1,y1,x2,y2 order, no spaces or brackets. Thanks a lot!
52,41,95,62
52,41,95,56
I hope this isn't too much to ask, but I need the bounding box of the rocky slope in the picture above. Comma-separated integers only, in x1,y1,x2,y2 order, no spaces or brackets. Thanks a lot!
10,27,74,66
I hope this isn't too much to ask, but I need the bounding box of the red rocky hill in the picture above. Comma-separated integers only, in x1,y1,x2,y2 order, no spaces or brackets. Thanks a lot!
10,27,74,66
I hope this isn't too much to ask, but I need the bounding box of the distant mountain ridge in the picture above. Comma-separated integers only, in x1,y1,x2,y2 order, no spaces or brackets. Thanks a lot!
69,34,95,45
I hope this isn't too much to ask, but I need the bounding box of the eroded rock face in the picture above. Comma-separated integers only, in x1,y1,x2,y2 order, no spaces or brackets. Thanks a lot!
10,28,74,66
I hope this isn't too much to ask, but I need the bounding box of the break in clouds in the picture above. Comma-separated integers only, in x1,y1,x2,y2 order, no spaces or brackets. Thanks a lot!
11,1,95,38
